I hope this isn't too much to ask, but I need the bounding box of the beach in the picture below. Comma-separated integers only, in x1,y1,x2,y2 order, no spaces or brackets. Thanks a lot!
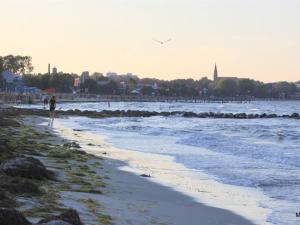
0,108,258,225
34,116,258,225
2,100,300,225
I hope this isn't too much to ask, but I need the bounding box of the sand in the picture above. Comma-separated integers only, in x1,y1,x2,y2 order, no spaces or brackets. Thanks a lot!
28,116,262,225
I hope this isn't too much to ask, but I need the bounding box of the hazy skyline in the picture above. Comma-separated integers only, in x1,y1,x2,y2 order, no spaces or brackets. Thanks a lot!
1,0,299,82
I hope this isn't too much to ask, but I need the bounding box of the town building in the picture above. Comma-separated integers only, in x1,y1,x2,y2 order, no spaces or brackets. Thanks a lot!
52,67,58,75
213,64,238,82
80,71,90,83
91,72,104,81
1,70,41,94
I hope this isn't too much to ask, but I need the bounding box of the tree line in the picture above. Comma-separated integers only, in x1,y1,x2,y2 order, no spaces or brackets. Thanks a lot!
1,55,299,99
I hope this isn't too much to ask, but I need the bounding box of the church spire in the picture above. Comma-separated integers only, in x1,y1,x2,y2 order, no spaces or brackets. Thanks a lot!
214,63,218,81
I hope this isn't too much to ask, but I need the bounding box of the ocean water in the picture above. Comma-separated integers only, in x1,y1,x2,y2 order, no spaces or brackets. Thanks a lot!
20,101,300,225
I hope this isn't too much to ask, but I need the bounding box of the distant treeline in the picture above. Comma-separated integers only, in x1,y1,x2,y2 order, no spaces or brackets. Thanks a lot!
22,73,300,99
1,55,299,99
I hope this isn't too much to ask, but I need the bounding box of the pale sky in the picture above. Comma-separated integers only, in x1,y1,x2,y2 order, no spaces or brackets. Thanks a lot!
0,0,299,82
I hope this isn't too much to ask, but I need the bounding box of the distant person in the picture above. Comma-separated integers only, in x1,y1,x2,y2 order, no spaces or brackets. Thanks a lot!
49,96,56,125
108,101,110,108
43,97,49,109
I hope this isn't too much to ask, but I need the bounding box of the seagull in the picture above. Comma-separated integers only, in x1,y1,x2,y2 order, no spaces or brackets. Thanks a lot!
153,38,172,45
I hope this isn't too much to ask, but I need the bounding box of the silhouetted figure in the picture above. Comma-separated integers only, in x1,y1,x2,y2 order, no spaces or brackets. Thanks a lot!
43,97,49,109
49,96,56,126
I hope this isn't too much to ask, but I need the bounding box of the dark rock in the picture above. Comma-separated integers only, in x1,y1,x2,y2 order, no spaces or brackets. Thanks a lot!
254,114,260,118
266,114,277,118
209,112,215,117
38,209,83,225
183,112,197,117
140,174,151,178
214,113,224,118
235,113,247,119
291,113,300,118
0,157,51,180
0,208,31,225
0,189,16,208
247,114,255,119
259,113,267,118
0,175,40,194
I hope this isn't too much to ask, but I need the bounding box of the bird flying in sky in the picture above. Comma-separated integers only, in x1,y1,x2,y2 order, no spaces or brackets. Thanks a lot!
153,39,172,45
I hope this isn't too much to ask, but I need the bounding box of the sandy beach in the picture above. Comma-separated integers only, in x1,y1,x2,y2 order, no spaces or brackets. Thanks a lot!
0,109,268,225
26,115,259,225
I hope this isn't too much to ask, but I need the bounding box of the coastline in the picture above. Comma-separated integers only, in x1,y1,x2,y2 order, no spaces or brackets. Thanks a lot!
0,110,269,225
51,117,272,225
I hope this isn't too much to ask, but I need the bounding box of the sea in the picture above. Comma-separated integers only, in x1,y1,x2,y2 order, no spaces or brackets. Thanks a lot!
19,101,300,225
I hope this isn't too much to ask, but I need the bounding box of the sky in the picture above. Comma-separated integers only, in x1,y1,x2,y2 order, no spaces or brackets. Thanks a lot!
0,0,299,82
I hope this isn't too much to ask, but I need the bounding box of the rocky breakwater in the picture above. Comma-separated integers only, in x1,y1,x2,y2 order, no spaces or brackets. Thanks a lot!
11,107,300,120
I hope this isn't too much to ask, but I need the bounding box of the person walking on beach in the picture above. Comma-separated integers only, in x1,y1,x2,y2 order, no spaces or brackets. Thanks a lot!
49,96,56,125
43,97,49,109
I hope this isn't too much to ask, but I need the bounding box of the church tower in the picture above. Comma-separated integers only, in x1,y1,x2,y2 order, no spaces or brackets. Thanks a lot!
213,64,218,81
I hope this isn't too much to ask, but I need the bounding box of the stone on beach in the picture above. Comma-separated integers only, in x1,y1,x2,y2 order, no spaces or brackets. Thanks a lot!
38,209,83,225
0,175,40,194
0,157,52,180
0,208,31,225
0,189,16,208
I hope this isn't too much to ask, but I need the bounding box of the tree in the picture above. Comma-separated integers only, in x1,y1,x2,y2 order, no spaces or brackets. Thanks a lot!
23,73,77,93
0,55,34,74
215,79,238,97
271,82,298,98
141,86,154,96
128,78,137,91
238,79,256,96
80,79,99,94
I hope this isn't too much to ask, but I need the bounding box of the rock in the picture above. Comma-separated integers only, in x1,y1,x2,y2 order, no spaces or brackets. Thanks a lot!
40,220,71,225
0,208,31,225
140,174,151,178
0,157,51,180
266,114,277,118
0,175,40,194
183,112,197,117
291,113,300,118
234,113,247,119
0,189,16,208
38,209,83,225
260,113,267,118
247,114,255,119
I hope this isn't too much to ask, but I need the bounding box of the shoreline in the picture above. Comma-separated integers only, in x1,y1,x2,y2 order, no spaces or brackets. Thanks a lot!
0,109,269,225
52,117,272,225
